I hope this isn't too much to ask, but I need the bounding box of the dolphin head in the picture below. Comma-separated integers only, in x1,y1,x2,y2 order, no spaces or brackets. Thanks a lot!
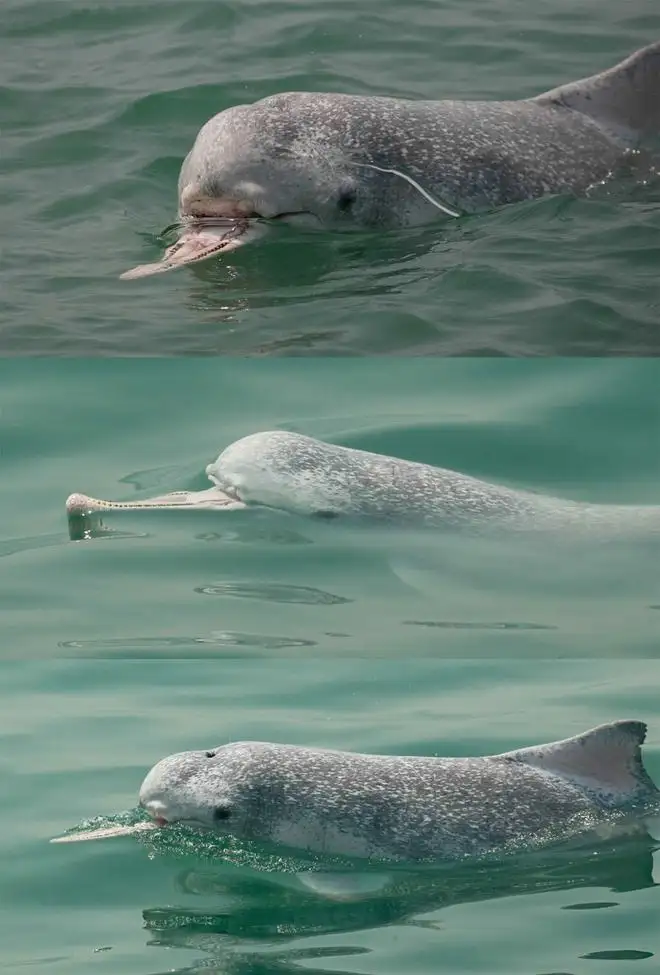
64,431,357,535
205,430,354,516
174,94,395,228
138,742,277,840
119,93,452,279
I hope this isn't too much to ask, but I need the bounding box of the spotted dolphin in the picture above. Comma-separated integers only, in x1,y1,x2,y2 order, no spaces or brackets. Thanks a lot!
120,41,660,278
66,430,660,539
52,721,659,862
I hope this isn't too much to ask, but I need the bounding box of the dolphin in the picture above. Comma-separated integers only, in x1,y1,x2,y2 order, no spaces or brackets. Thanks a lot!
51,721,660,863
66,431,660,540
120,41,660,278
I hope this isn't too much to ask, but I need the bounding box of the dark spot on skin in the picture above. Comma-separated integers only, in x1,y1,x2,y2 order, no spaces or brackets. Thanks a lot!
213,806,232,821
337,187,357,212
314,510,339,520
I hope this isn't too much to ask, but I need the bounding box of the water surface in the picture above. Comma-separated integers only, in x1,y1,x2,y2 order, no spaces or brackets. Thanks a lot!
2,356,660,972
2,0,659,354
1,357,658,658
3,658,660,974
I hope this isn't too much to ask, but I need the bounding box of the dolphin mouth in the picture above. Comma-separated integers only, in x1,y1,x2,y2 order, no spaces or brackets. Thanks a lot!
65,486,247,539
50,821,160,844
119,216,264,280
66,486,246,517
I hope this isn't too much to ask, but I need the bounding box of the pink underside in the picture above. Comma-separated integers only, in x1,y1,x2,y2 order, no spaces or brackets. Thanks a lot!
119,221,259,280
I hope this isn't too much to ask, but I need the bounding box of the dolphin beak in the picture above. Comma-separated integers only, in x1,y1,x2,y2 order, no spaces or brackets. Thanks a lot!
50,821,159,844
119,219,265,280
65,487,247,539
66,487,246,516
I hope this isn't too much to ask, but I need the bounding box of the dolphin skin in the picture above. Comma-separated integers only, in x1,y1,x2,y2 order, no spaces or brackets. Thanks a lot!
52,721,660,862
66,431,660,539
120,41,660,278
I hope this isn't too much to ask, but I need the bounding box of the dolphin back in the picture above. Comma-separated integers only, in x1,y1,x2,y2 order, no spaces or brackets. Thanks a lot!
532,40,660,141
495,720,659,807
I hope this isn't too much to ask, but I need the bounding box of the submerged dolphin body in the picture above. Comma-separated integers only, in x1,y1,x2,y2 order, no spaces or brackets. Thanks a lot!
66,430,660,539
52,721,660,862
120,41,660,278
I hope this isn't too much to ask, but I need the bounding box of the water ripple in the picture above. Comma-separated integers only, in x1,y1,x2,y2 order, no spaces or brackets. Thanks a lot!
2,2,658,354
57,633,318,656
403,620,558,631
194,582,352,605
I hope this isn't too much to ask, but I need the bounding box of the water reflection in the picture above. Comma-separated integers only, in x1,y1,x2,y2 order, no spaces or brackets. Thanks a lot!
138,834,658,975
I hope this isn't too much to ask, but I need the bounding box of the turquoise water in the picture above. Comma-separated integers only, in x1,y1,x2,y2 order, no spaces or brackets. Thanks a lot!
4,658,660,974
3,0,660,963
3,0,660,355
1,358,660,969
2,357,659,658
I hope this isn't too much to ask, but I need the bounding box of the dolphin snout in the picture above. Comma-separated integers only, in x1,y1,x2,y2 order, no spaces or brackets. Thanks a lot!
185,196,256,219
138,796,169,827
119,218,267,280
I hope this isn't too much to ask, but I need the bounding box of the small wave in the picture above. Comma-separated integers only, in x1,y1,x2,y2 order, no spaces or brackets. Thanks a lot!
194,582,352,605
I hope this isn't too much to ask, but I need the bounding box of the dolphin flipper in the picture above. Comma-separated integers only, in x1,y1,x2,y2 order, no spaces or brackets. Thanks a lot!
533,40,660,141
295,872,393,900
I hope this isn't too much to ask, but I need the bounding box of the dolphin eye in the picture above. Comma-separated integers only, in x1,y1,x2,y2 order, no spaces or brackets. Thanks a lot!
205,751,216,758
213,806,232,821
337,187,356,212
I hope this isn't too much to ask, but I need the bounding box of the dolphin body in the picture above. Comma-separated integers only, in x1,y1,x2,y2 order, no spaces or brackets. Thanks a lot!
66,431,660,540
53,721,660,863
120,41,660,278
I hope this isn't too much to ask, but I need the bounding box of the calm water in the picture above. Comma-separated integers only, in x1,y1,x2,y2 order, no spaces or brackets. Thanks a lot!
2,357,659,658
1,357,660,970
3,0,660,965
2,0,660,355
4,658,660,974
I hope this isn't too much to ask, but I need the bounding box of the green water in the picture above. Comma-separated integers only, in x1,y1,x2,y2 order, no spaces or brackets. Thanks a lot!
4,658,660,974
3,0,660,968
3,0,660,355
2,357,659,658
2,357,660,971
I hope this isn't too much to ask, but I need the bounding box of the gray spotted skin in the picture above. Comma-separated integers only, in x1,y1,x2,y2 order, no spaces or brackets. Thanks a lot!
120,42,660,277
179,41,660,227
207,431,660,537
66,431,660,539
183,93,622,227
138,721,659,862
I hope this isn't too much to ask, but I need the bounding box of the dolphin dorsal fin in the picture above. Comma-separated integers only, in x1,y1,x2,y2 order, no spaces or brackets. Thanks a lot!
532,40,660,142
495,720,657,800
